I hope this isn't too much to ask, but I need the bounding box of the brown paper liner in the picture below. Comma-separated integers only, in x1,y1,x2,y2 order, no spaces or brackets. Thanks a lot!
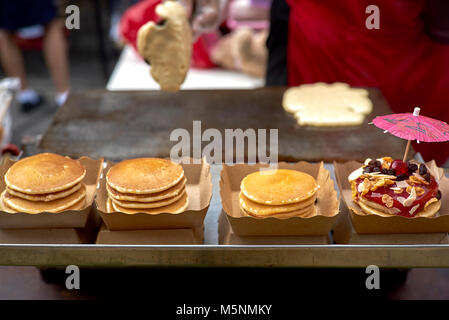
0,156,104,229
96,158,212,231
220,161,339,236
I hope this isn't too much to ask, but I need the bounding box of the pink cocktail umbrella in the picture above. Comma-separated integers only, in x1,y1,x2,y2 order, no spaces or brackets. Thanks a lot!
372,107,449,161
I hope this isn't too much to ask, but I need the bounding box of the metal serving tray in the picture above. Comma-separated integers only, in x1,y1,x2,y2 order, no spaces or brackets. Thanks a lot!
1,164,449,268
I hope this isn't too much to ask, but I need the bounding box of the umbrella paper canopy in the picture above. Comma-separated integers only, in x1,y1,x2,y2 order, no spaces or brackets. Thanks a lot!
372,107,449,161
372,107,449,143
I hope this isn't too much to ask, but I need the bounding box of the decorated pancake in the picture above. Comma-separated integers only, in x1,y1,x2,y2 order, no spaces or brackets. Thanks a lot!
137,1,191,92
348,157,441,218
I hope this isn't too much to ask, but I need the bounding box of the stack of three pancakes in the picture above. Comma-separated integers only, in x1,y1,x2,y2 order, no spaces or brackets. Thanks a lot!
1,153,87,214
105,158,189,214
239,169,319,219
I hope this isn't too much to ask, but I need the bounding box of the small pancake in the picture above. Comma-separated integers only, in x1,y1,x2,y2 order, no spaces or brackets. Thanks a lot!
110,187,186,209
107,177,186,202
108,192,189,215
241,169,318,205
5,153,86,195
106,158,184,194
239,191,316,216
241,205,316,219
6,183,82,202
356,197,441,218
2,184,87,214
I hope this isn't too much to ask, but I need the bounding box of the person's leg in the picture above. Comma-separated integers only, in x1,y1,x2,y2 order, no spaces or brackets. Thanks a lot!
265,0,290,86
0,29,42,111
42,19,70,105
0,30,28,89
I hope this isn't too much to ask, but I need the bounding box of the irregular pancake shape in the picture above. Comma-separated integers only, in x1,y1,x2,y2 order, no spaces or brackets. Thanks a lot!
283,82,373,126
137,1,192,92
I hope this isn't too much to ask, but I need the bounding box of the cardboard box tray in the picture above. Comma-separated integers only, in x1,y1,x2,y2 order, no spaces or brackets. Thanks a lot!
1,164,449,268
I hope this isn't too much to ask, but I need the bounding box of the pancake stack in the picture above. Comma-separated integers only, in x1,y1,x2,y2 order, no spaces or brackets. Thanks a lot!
1,153,87,214
105,158,189,214
239,169,319,219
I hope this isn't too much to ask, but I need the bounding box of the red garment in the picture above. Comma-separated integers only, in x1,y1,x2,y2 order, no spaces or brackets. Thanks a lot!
119,0,216,69
287,0,449,165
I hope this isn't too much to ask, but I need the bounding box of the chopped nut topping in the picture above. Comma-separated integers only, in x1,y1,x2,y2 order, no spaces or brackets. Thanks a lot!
391,187,403,194
350,181,358,199
424,197,439,209
415,187,425,196
409,204,420,216
408,175,429,186
381,157,393,169
348,167,364,182
402,187,417,207
370,178,394,191
382,194,394,208
406,185,424,196
361,178,373,196
365,173,396,180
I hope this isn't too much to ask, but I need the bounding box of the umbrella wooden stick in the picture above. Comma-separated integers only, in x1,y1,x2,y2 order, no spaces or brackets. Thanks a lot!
403,107,421,162
403,140,412,162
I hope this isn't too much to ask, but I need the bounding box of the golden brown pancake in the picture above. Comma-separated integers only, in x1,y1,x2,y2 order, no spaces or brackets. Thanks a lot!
2,184,86,214
356,197,441,218
239,191,316,216
107,177,186,202
106,158,184,194
241,205,316,219
5,153,86,195
240,169,318,205
0,197,18,213
108,192,189,215
110,187,186,209
6,182,82,202
1,196,86,214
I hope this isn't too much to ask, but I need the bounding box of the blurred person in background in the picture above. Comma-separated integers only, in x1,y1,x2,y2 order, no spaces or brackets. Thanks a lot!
119,0,269,76
186,0,449,166
210,0,270,78
0,0,70,111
